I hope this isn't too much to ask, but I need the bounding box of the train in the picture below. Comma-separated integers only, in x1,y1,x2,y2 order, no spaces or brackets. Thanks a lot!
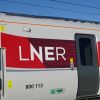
0,12,100,100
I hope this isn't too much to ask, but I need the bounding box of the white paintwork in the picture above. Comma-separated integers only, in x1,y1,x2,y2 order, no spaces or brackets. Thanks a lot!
97,68,100,95
0,13,100,100
1,70,77,100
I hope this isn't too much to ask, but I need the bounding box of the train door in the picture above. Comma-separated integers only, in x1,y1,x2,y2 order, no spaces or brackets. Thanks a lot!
75,34,99,97
0,48,5,100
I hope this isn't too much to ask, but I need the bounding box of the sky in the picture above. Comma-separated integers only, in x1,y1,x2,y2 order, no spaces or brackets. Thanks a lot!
0,0,100,22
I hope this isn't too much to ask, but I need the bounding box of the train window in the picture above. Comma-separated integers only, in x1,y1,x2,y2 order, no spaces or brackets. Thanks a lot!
79,38,92,66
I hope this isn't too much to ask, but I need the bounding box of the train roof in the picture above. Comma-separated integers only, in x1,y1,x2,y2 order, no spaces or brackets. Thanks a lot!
0,11,100,25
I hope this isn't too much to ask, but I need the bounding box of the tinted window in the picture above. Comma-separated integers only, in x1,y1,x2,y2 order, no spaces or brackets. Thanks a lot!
79,38,92,66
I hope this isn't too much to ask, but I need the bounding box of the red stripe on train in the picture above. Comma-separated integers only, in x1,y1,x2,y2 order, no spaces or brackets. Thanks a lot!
1,33,77,69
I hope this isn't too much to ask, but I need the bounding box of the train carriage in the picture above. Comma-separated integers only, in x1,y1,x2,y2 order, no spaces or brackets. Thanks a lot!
0,12,100,100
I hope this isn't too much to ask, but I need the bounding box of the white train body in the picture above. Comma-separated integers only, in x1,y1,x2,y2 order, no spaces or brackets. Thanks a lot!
0,12,100,100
